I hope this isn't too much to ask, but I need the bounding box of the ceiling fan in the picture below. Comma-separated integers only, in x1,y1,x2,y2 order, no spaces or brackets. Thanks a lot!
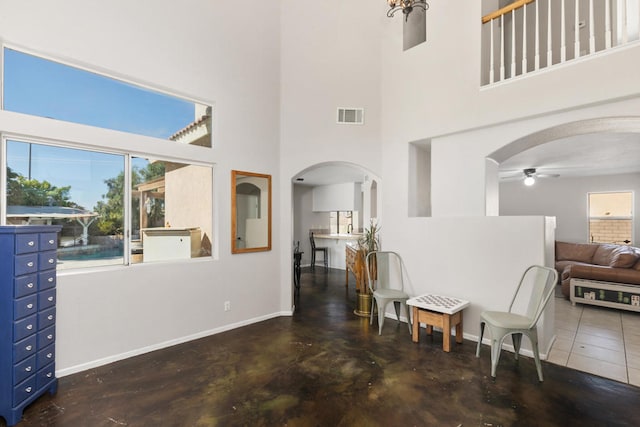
500,168,560,185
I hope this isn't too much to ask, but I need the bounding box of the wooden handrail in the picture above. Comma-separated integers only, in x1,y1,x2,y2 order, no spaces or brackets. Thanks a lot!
482,0,535,24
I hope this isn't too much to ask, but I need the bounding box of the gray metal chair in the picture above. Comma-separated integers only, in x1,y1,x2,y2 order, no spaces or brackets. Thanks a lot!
365,251,412,335
476,265,558,381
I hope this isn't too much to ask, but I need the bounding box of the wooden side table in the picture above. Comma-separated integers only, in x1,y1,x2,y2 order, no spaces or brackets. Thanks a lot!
345,243,366,293
407,294,470,352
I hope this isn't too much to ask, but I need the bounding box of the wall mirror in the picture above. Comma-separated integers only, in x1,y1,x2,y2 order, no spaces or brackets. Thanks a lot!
231,170,272,253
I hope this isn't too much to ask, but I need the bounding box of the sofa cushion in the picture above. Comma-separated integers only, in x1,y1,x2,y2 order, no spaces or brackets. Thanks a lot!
555,241,598,263
592,244,618,266
555,260,592,276
609,246,640,268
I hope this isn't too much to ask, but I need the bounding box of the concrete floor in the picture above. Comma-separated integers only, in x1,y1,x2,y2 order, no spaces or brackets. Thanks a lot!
5,267,640,426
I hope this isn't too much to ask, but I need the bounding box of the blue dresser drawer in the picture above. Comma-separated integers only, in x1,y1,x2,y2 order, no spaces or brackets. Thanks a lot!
39,270,56,291
14,274,37,299
38,288,56,311
37,363,55,390
14,355,36,385
14,294,38,321
14,315,37,342
13,376,37,407
38,308,55,330
39,233,58,251
15,234,39,254
13,335,37,363
15,253,39,276
37,344,55,369
39,251,58,271
37,326,55,349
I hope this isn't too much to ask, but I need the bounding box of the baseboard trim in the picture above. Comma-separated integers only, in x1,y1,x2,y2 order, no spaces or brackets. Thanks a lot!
56,310,293,377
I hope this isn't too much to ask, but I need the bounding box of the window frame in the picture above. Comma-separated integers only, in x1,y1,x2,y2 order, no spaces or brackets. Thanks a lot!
1,133,215,269
1,44,215,148
587,191,634,245
0,42,216,270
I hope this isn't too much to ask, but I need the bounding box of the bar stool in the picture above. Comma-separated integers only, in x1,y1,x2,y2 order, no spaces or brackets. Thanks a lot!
309,231,328,272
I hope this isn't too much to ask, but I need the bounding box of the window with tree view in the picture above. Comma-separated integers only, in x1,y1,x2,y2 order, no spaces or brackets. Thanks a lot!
4,140,212,269
2,46,214,269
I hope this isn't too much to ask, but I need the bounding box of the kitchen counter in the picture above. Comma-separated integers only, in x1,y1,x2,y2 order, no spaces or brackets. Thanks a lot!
313,234,362,270
314,233,362,240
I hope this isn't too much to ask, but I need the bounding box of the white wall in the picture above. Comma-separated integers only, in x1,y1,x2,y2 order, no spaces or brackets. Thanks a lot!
0,0,282,375
279,1,384,310
501,172,640,245
278,2,640,357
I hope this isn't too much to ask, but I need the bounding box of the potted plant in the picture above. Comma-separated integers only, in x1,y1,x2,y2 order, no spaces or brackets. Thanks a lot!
354,219,379,316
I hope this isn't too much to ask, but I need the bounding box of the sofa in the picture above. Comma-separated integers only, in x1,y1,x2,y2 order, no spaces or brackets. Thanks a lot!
555,241,640,298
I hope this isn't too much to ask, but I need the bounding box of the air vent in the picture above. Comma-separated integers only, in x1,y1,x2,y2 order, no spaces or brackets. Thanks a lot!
337,108,364,125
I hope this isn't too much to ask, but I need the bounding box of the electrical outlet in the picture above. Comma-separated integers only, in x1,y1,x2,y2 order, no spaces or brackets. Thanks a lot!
224,301,231,311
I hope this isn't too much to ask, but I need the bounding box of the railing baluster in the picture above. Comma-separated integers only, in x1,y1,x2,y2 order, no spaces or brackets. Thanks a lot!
490,19,495,84
535,0,540,70
589,0,595,53
575,0,581,58
523,5,528,74
548,0,553,66
511,10,517,77
481,0,634,86
500,14,505,81
605,0,612,48
561,0,567,62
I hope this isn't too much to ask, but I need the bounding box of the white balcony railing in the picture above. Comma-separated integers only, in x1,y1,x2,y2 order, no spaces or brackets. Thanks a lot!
481,0,640,86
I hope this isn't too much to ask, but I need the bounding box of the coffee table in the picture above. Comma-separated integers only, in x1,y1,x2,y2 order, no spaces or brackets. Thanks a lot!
407,293,470,352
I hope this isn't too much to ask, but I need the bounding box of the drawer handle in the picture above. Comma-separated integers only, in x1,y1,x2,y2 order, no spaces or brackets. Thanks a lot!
27,261,34,267
28,241,35,246
25,366,32,372
27,283,34,289
27,303,34,309
47,315,54,321
26,324,33,330
47,334,53,340
47,353,53,359
49,239,55,245
26,345,32,351
48,278,54,283
48,296,54,302
25,387,32,393
48,258,55,264
46,372,52,378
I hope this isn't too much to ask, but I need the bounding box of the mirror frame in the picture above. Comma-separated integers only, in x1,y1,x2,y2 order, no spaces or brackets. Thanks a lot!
231,170,272,254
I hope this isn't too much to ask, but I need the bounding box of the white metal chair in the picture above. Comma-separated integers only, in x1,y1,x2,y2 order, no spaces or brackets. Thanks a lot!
365,251,412,335
475,265,559,381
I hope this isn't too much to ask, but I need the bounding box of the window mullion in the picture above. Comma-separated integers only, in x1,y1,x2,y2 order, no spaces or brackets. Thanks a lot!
124,155,131,265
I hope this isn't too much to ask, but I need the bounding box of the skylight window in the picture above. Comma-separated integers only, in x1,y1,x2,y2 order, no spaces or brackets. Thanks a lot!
2,47,212,147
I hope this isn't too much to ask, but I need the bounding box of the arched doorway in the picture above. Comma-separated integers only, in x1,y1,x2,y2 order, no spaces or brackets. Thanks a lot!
291,161,381,308
488,116,640,244
487,116,640,380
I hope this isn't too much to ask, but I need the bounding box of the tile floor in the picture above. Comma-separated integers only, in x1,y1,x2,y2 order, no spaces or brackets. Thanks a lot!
548,290,640,386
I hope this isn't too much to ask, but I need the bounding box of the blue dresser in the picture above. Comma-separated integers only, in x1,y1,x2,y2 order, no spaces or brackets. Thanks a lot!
0,225,61,426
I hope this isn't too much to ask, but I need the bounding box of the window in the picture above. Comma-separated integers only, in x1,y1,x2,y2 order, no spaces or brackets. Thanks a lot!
588,192,633,244
3,47,212,147
4,139,212,269
1,46,214,270
329,211,358,234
